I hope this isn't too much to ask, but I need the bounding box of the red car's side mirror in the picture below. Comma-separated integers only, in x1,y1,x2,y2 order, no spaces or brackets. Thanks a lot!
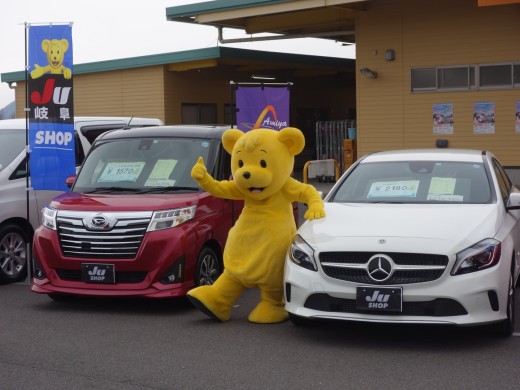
65,175,76,189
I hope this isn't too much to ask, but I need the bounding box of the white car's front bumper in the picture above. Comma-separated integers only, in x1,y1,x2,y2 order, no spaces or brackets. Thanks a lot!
284,255,510,326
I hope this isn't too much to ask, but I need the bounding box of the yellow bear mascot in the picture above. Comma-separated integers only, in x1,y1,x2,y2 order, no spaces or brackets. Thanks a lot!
187,127,325,323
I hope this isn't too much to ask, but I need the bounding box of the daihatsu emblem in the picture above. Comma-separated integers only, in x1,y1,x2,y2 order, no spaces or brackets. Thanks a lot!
83,214,116,230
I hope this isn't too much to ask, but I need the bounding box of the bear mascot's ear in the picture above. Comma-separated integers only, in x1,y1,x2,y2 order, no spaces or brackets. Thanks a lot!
222,129,245,154
277,127,305,156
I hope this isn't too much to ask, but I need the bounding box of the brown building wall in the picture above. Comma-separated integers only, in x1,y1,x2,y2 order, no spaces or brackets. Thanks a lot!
163,68,235,125
357,0,520,165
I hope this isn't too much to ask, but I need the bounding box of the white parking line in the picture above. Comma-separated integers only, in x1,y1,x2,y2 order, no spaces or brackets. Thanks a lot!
513,332,520,337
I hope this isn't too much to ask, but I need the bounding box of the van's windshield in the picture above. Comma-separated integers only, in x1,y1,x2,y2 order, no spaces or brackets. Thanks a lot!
72,137,213,194
0,129,26,172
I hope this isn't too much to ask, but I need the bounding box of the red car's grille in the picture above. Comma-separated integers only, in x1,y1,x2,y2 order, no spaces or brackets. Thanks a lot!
56,211,152,259
56,269,147,283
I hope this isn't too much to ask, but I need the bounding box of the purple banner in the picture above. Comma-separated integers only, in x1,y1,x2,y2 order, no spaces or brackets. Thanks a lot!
236,86,290,132
28,24,74,191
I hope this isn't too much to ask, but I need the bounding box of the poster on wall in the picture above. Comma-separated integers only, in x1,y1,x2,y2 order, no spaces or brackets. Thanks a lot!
432,103,454,134
473,102,495,134
515,101,520,133
235,85,290,132
28,24,75,191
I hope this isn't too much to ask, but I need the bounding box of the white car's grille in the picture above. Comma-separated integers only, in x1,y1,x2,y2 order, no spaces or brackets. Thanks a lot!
319,252,449,285
56,211,152,259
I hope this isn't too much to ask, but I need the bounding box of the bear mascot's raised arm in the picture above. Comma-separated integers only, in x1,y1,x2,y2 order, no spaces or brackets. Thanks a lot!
187,127,325,324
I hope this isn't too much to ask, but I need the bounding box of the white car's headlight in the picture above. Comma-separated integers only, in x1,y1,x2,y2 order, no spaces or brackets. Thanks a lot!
289,235,318,271
451,238,501,275
41,206,57,230
148,206,196,232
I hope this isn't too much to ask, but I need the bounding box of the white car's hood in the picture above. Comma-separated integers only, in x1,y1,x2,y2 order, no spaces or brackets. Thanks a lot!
299,202,502,254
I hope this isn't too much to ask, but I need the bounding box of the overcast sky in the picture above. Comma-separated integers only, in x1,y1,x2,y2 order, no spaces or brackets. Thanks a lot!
0,0,355,109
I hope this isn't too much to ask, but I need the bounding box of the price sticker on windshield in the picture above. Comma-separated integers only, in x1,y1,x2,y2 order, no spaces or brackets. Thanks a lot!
367,180,420,198
98,162,145,182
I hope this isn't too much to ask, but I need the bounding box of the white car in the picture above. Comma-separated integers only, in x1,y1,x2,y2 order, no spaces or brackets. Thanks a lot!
285,149,520,336
0,117,163,283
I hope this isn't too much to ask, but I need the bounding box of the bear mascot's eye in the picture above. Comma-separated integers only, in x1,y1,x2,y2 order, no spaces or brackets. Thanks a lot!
260,160,267,168
238,160,244,168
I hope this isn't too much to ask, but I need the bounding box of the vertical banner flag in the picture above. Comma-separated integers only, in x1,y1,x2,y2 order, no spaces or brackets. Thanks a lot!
28,24,74,191
235,86,290,132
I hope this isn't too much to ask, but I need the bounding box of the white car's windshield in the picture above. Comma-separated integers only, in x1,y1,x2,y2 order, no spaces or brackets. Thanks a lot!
331,160,492,204
73,137,212,193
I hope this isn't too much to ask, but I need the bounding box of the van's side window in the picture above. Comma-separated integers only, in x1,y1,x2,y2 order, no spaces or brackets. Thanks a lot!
9,157,28,180
75,132,85,166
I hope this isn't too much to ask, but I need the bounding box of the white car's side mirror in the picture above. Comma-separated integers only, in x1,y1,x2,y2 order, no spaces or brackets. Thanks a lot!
506,191,520,210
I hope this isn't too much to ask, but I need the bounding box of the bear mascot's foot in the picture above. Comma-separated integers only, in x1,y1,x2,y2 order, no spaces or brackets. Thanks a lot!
248,301,289,324
187,273,245,322
186,286,232,322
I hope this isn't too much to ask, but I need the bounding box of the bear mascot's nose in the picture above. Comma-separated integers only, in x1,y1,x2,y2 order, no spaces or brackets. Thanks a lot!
243,172,251,179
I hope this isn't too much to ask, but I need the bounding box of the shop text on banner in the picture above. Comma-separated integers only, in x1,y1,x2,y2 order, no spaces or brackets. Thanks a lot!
28,24,74,191
235,86,290,132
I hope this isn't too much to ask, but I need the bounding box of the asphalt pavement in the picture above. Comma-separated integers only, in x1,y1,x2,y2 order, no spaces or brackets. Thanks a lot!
2,282,520,390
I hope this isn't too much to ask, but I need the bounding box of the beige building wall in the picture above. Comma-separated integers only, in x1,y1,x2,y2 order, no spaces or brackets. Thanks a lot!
14,66,167,122
15,64,354,135
74,66,166,120
357,0,520,165
13,58,354,169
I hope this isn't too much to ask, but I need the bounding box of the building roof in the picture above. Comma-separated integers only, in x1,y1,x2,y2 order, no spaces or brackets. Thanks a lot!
1,46,354,84
165,0,369,45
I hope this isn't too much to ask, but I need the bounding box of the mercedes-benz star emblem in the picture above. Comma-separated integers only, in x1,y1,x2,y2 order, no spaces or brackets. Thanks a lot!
367,254,394,282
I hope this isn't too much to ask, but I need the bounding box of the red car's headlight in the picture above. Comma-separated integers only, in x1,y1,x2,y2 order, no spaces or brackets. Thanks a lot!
147,206,196,232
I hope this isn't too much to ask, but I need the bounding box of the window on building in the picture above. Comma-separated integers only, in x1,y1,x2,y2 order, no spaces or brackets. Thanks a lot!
479,64,513,88
411,68,436,91
514,64,520,86
412,62,518,92
438,66,473,90
181,103,217,124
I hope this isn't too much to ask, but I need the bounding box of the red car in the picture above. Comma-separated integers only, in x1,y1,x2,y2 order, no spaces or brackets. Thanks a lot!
31,125,243,299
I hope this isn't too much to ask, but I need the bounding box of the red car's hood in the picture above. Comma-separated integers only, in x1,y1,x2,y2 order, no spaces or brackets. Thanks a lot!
50,192,201,212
